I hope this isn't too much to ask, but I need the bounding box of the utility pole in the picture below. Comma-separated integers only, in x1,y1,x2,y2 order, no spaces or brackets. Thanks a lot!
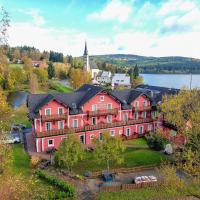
189,67,192,90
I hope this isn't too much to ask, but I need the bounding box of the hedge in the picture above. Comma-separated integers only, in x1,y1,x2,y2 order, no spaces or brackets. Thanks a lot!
36,170,75,198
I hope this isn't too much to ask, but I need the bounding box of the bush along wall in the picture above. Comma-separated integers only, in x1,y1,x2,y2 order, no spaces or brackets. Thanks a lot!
145,133,169,151
36,170,75,198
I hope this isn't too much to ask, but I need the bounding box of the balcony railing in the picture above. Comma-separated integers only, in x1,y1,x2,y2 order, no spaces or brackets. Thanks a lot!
133,106,152,111
87,108,118,117
36,117,158,138
41,114,68,122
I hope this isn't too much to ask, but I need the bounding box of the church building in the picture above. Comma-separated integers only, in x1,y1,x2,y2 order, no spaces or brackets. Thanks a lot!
83,41,100,79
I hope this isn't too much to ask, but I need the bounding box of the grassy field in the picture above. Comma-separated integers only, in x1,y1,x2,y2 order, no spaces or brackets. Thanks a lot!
12,144,31,176
98,187,185,200
9,63,23,69
124,138,149,148
49,81,73,93
11,144,75,199
73,146,165,174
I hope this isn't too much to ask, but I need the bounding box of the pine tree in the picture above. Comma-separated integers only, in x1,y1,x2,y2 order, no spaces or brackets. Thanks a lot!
47,62,55,79
133,64,139,78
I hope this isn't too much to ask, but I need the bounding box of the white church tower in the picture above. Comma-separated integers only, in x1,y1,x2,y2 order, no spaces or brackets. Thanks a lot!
83,41,90,72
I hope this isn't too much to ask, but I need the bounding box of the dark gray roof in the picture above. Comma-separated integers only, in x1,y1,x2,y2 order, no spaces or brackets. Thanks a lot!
135,85,179,103
27,84,179,119
89,61,98,69
28,84,105,119
110,89,152,109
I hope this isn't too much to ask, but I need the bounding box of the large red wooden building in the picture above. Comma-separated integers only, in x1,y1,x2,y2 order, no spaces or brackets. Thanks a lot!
27,84,171,153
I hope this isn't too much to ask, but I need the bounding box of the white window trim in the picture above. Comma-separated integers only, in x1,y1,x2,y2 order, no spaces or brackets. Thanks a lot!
124,113,128,121
48,139,54,147
80,135,85,144
119,130,123,135
148,124,153,131
107,103,112,109
92,104,97,111
58,120,64,130
45,122,52,131
139,126,144,134
135,101,139,108
142,111,147,119
100,96,104,102
72,119,78,128
45,108,51,116
110,130,115,137
90,134,94,140
92,117,97,125
58,107,64,115
107,115,112,123
126,128,130,136
134,112,138,120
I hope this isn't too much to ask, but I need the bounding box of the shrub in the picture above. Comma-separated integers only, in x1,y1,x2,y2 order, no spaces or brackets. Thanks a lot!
145,132,169,151
158,165,185,190
30,155,41,168
36,170,75,198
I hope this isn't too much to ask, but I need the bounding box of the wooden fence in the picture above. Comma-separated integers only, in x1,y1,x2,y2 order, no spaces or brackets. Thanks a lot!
99,181,159,192
89,165,158,178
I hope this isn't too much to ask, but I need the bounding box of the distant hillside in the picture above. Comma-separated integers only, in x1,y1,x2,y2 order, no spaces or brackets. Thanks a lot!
91,54,200,74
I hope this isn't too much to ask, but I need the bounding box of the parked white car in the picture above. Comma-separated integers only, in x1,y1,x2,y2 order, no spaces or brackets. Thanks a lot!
3,135,21,144
133,175,157,184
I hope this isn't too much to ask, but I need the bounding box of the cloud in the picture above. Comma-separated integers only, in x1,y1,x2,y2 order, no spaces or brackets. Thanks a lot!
17,8,46,26
157,0,196,16
7,0,200,59
87,0,132,23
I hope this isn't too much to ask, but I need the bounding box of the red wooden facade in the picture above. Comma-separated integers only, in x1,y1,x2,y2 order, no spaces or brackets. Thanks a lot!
30,90,160,152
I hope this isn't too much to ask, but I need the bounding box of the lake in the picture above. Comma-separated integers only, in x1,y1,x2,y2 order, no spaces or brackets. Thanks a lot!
7,91,29,109
141,74,200,89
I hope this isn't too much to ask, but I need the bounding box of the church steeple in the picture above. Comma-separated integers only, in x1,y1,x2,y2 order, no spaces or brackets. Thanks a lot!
83,41,90,72
84,41,88,55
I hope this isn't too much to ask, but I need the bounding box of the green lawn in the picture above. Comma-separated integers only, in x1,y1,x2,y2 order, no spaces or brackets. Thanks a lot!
73,147,165,174
49,81,73,93
98,187,185,200
124,138,148,148
11,144,74,199
9,63,23,68
12,144,31,176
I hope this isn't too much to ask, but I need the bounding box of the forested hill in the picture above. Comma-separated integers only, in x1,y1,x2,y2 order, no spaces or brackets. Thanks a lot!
91,54,200,74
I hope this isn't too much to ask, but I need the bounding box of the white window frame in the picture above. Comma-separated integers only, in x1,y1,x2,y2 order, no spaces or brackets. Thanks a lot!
92,117,97,125
90,134,94,140
148,124,153,131
142,101,147,107
107,103,112,110
58,107,64,115
142,111,147,119
134,112,138,120
45,108,51,116
139,126,144,135
48,139,54,147
124,113,128,121
72,119,78,128
45,122,52,131
126,128,130,136
100,96,104,102
92,104,97,111
119,130,123,135
107,115,112,123
80,135,85,144
134,101,139,108
110,130,115,137
58,120,64,130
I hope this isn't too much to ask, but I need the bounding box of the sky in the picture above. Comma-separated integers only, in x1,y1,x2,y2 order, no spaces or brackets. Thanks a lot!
1,0,200,58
